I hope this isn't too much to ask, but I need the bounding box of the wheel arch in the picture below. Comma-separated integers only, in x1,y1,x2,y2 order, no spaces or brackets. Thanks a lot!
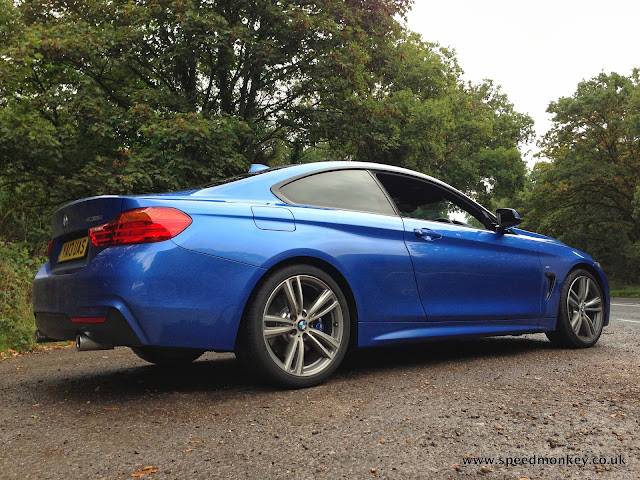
235,255,359,350
565,263,608,299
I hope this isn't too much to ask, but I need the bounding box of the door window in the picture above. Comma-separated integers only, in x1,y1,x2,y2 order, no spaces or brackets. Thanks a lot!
375,172,491,229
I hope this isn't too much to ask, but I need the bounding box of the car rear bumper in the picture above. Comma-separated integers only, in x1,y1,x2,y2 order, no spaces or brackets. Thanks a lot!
35,309,143,346
33,241,264,351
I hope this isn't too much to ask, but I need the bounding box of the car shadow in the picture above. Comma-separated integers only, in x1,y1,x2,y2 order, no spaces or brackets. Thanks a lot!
39,334,557,403
340,334,554,374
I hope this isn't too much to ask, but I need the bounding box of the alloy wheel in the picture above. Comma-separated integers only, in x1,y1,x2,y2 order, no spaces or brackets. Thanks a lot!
566,275,603,342
262,274,345,377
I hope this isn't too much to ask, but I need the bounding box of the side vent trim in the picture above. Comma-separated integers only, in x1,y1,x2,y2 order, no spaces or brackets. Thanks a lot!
545,273,556,300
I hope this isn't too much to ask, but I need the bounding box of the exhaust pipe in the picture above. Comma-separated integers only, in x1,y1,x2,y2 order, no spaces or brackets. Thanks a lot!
35,329,58,343
76,333,114,351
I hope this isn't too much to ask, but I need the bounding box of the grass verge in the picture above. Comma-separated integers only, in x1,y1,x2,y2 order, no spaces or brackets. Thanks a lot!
610,287,640,298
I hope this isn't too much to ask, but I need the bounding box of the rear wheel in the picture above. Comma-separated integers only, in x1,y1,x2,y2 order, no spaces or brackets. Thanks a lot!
131,346,205,366
237,265,350,388
546,269,604,348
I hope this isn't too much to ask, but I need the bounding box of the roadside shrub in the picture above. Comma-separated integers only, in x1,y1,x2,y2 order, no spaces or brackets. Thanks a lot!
0,242,46,353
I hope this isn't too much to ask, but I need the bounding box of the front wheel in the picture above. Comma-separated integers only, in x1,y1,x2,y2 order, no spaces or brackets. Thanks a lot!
237,265,351,388
546,269,604,348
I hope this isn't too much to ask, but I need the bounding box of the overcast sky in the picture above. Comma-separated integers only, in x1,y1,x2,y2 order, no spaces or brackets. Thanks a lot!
405,0,640,164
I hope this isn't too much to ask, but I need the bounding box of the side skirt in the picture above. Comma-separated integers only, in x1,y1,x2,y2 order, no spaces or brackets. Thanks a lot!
358,318,558,347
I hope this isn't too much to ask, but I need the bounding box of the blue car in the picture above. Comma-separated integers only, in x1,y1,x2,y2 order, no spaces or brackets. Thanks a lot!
33,162,609,388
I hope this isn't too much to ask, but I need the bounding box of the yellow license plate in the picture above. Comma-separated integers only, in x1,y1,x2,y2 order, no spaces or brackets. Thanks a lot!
58,237,89,263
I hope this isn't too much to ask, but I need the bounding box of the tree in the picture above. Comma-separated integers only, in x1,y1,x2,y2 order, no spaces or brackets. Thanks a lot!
300,31,533,208
0,0,411,243
1,0,412,187
0,0,532,246
521,70,640,283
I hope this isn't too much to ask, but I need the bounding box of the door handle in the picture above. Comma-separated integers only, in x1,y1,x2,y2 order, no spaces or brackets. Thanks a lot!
414,228,442,241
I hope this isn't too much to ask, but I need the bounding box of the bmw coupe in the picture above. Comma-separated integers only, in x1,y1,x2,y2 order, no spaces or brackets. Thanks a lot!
33,162,609,388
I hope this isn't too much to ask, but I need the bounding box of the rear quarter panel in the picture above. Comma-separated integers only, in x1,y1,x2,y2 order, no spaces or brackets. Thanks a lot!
172,201,427,327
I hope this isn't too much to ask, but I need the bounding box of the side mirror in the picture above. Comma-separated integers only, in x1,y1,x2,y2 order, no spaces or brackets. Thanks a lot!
496,208,522,232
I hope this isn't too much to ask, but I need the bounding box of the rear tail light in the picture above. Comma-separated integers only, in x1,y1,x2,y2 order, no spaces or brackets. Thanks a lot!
47,240,53,257
89,207,192,247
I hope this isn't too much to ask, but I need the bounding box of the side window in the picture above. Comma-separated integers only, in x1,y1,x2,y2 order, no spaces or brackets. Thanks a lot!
375,172,489,229
278,170,396,216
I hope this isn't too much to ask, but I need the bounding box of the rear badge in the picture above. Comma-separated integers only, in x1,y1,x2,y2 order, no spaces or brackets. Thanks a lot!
85,215,102,223
62,215,69,228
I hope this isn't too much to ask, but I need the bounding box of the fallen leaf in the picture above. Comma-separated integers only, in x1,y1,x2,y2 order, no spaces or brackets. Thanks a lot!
131,466,158,477
380,439,386,445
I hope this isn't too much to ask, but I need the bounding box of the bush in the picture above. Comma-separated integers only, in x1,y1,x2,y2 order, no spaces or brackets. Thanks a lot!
0,242,46,354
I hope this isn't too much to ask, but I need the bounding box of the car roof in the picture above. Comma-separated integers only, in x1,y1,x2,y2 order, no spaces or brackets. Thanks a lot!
192,161,462,201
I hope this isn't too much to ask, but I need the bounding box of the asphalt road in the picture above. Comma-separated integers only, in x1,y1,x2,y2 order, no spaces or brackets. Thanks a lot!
1,301,639,480
610,298,640,324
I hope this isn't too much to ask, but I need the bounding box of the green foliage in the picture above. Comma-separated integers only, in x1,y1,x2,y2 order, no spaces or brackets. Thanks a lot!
0,242,46,353
0,0,533,248
0,0,412,241
520,70,640,283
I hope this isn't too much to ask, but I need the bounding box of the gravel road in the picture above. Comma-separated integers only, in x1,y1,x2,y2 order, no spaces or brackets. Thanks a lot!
1,301,639,480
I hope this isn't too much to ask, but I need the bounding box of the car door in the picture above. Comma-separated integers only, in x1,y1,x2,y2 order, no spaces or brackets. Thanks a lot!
374,171,545,323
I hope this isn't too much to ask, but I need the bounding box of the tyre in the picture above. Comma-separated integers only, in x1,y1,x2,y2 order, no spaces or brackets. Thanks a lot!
546,269,604,348
237,264,351,388
131,346,205,366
